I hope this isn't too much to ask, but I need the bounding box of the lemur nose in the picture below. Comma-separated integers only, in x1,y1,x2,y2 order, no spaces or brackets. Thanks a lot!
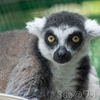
57,46,67,58
53,46,72,63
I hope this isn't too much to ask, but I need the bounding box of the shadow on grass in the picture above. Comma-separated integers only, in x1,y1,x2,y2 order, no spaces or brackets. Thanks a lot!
0,8,46,32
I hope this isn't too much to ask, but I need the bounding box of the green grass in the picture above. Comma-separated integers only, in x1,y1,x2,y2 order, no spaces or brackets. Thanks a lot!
1,0,100,31
89,38,100,78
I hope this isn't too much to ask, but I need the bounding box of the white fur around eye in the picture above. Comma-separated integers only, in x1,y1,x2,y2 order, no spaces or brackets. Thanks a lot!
26,17,46,37
85,19,100,39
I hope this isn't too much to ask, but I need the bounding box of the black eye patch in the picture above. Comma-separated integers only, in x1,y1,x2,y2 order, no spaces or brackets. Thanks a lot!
44,30,58,47
67,31,83,50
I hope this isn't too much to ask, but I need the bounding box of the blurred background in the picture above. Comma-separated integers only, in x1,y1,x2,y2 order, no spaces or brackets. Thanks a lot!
0,0,100,78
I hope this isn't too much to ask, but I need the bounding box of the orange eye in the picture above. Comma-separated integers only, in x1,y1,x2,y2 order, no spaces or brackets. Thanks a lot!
72,36,80,42
48,35,55,42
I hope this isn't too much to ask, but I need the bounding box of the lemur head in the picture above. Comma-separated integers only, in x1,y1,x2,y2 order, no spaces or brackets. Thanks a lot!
26,11,100,64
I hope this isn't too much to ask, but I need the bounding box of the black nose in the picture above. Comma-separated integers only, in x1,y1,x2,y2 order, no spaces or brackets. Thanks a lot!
53,46,72,64
57,46,66,58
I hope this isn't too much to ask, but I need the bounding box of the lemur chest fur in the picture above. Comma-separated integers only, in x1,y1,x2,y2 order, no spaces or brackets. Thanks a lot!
50,61,78,92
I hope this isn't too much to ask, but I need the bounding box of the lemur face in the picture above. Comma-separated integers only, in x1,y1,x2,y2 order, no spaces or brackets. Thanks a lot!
26,11,100,64
43,26,84,64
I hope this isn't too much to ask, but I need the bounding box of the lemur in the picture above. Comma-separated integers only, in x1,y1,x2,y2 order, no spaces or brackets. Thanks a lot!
0,11,100,100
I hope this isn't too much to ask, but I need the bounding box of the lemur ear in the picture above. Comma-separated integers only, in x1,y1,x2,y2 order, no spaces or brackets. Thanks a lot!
26,17,46,38
85,19,100,39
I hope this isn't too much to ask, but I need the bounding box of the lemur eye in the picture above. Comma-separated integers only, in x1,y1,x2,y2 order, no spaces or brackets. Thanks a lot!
72,36,80,43
48,35,55,42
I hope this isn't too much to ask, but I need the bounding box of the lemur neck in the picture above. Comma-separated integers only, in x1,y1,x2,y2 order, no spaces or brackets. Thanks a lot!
49,55,90,93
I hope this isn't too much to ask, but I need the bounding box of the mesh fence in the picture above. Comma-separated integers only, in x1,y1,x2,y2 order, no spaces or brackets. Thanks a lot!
0,0,100,78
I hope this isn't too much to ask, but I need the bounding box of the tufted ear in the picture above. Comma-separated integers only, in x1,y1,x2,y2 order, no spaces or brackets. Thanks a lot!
85,19,100,39
26,17,46,38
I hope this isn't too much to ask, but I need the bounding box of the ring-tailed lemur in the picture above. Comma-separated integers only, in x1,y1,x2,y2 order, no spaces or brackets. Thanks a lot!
0,11,100,100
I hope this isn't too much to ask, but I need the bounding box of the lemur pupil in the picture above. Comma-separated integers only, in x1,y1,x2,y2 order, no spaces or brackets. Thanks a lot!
50,37,52,40
75,37,77,40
